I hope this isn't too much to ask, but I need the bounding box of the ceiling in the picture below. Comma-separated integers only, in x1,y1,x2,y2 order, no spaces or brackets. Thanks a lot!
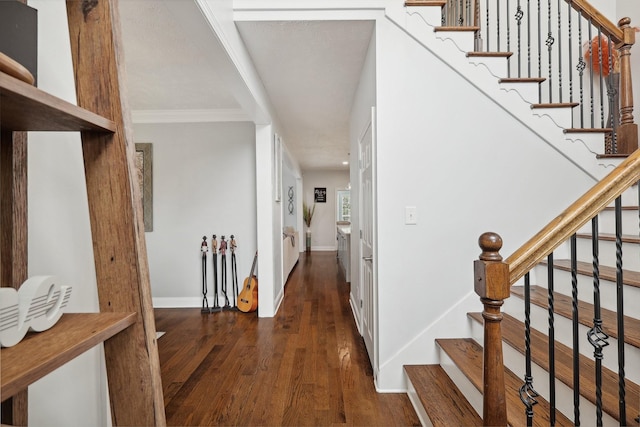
118,0,374,171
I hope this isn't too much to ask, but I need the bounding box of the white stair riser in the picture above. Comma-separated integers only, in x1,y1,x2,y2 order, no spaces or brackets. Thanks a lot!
405,373,433,427
530,266,640,318
576,210,640,236
503,296,640,385
434,30,476,53
530,106,575,128
467,56,508,78
405,5,443,28
470,319,620,426
499,81,539,104
563,131,607,155
574,237,640,272
437,346,483,417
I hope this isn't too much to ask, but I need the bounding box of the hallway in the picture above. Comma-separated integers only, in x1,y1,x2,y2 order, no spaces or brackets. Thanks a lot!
154,252,420,426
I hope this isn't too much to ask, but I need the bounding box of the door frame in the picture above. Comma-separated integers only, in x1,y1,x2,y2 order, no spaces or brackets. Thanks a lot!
357,106,378,375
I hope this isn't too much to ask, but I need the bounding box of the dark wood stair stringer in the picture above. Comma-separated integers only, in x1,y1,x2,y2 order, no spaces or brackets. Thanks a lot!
404,365,482,426
468,312,640,424
436,338,573,427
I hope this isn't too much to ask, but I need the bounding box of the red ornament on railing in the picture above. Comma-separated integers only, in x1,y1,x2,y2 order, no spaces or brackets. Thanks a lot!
584,35,619,76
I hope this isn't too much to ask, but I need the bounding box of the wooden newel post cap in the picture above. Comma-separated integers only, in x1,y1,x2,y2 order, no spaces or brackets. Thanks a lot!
475,232,510,300
478,232,503,261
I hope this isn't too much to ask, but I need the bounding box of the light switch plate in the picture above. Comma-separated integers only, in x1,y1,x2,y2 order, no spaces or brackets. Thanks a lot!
405,206,417,225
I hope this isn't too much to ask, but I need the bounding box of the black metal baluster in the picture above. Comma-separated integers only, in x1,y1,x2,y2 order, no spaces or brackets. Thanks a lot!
615,195,627,424
557,0,563,102
516,1,523,77
507,0,511,76
588,22,595,128
546,0,555,103
607,37,618,153
597,27,605,127
577,10,586,128
528,0,532,77
486,0,490,51
587,215,608,426
570,234,580,425
538,0,542,101
496,0,500,51
519,272,539,427
567,1,573,105
547,252,556,426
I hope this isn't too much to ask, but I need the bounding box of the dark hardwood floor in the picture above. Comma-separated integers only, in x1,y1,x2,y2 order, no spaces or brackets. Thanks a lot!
155,251,420,426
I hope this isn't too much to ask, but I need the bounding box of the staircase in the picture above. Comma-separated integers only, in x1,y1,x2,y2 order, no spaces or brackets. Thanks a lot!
401,1,640,425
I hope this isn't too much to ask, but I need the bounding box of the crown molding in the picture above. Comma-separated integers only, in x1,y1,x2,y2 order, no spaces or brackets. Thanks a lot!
131,109,250,124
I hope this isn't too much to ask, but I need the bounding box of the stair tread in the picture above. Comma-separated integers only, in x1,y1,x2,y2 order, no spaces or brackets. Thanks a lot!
500,77,546,83
468,312,640,424
603,206,639,211
404,364,482,426
564,127,613,133
405,0,447,6
436,338,573,426
532,102,580,108
434,26,480,32
575,232,640,244
541,259,640,289
511,285,640,349
467,51,513,58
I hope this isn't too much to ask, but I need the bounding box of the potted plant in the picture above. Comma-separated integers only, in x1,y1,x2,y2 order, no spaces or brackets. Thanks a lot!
303,202,315,253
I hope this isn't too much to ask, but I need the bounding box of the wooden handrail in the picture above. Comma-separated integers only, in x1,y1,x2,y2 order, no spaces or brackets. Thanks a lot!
567,0,624,42
506,148,640,284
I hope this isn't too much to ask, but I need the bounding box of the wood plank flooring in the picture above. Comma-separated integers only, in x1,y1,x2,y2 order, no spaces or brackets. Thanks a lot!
154,252,420,426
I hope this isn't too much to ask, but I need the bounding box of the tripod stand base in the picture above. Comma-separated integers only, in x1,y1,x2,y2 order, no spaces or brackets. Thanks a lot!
210,306,223,313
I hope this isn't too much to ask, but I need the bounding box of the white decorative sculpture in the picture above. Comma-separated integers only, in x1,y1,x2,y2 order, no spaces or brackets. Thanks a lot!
0,276,72,347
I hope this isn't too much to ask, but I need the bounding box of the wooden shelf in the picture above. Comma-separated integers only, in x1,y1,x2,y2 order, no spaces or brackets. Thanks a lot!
1,312,136,399
0,72,116,132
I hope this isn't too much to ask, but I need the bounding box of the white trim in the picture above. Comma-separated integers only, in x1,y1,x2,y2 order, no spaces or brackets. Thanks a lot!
132,109,250,124
311,246,337,251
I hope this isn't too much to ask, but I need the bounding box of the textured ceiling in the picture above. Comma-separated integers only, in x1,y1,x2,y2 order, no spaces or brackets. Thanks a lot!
119,0,374,171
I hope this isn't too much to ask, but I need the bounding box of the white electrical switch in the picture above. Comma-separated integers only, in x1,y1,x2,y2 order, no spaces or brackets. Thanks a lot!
405,206,417,225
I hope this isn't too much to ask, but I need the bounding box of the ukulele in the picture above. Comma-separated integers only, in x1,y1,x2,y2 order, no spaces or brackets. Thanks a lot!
237,251,258,313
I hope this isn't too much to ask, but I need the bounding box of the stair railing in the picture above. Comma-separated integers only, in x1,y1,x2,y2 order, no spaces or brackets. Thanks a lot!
475,146,640,425
439,0,637,154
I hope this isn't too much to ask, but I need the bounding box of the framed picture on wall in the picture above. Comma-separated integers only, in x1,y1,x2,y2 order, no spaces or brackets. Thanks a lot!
314,187,327,203
135,143,153,232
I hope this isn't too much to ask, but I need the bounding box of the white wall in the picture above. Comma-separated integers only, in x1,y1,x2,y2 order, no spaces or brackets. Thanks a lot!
132,122,256,307
373,15,597,390
301,170,350,250
26,1,108,425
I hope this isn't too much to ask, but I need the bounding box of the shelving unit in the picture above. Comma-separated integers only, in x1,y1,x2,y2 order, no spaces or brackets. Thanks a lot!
0,1,166,425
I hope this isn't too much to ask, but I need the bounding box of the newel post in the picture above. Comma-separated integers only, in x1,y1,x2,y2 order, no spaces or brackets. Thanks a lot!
616,17,638,154
474,232,509,426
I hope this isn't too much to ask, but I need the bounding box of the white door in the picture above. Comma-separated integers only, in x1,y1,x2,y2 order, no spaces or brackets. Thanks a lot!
359,108,377,371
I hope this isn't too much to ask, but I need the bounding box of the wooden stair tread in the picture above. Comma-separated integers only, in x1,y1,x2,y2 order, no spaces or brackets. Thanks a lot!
436,338,573,426
597,153,629,159
531,102,579,108
500,77,546,83
603,206,639,211
541,259,640,289
434,26,480,32
564,128,613,133
404,365,482,426
467,51,513,58
468,312,640,424
511,285,640,349
575,232,640,244
405,0,447,6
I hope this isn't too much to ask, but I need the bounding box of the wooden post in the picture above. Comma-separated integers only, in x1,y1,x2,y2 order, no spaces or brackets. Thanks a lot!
616,17,638,154
0,131,28,426
474,232,509,426
65,1,166,425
